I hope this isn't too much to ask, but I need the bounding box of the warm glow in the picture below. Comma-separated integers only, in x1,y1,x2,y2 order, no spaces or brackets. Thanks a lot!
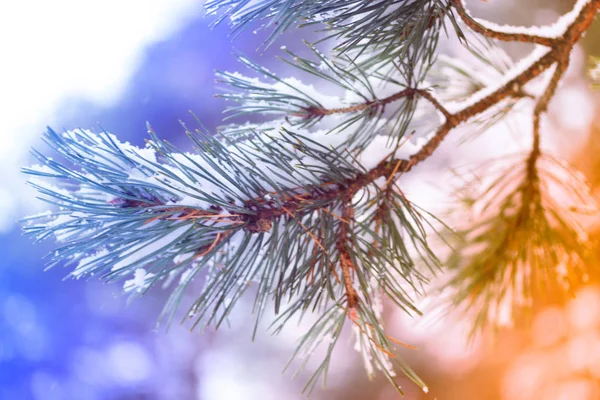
503,285,600,400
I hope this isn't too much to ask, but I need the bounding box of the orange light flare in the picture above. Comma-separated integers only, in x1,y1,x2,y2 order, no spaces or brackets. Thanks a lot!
502,285,600,400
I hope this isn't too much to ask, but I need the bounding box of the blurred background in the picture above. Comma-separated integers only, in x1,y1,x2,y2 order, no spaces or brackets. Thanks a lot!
1,0,600,399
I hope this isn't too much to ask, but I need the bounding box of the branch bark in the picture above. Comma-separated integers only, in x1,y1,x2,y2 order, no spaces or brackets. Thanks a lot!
302,87,451,119
451,0,562,47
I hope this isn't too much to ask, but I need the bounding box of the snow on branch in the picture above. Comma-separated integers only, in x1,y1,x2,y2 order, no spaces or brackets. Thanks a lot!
453,0,593,44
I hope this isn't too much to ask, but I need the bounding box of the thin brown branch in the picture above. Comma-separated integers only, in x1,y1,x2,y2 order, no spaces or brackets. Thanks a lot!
451,0,561,47
418,90,452,120
523,50,571,211
532,54,571,160
337,203,359,320
416,0,598,164
303,88,450,120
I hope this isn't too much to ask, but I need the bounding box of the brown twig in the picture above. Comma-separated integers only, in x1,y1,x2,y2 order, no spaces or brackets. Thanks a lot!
531,53,571,162
303,88,451,120
337,203,359,320
522,49,571,217
450,0,562,47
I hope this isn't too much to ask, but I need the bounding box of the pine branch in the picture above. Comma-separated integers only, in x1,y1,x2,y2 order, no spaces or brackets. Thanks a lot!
22,0,600,396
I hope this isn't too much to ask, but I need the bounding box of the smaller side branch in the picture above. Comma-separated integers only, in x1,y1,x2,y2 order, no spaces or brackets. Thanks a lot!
303,88,450,120
531,53,570,158
451,0,561,47
418,90,452,120
337,203,359,320
525,49,571,193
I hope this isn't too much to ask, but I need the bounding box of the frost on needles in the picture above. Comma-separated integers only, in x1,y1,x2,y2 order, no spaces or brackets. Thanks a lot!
21,0,600,395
